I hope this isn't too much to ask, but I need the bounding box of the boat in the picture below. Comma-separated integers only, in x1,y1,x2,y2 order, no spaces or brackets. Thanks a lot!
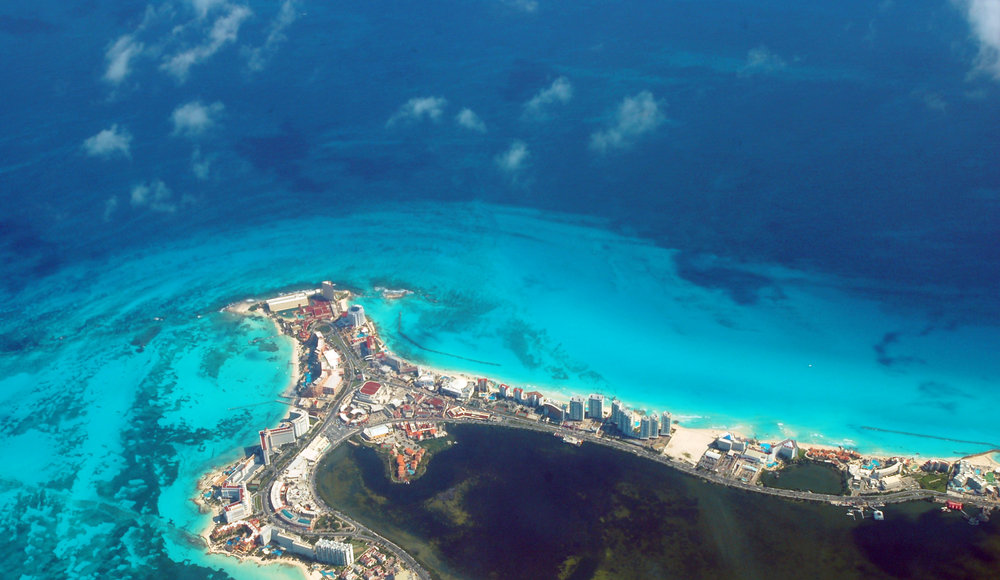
563,436,583,446
873,510,884,521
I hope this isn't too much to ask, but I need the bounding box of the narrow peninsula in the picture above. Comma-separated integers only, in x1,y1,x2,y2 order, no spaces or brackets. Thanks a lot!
198,281,1000,579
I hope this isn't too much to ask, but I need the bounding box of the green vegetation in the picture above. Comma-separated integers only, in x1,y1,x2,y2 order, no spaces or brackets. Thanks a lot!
312,515,343,531
918,473,949,492
349,539,368,555
423,478,477,527
249,303,260,312
557,555,581,580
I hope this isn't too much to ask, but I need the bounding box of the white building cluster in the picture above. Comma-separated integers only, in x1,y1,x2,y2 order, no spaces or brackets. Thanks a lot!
439,377,472,400
216,455,263,524
261,527,355,567
266,292,310,313
315,337,344,395
848,460,904,491
610,398,668,440
949,460,998,495
259,409,312,466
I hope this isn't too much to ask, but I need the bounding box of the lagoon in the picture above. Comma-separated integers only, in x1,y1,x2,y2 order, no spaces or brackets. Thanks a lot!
316,424,1000,580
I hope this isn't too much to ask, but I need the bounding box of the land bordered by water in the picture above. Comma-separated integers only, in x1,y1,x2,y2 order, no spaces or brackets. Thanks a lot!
198,284,1000,579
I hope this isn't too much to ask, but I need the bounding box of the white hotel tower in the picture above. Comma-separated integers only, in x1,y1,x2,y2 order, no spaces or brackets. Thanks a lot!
347,304,366,327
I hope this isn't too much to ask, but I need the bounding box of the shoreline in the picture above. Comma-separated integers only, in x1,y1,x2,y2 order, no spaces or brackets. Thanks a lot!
236,288,1000,470
226,299,302,398
195,288,998,578
392,350,999,470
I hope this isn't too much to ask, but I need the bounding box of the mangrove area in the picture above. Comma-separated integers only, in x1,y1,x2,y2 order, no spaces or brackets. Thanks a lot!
316,424,1000,580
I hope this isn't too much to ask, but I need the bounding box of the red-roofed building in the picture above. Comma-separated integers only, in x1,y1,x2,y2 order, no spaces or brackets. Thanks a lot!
355,381,387,404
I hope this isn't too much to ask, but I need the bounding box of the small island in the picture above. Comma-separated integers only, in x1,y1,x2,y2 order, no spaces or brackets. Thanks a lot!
198,281,1000,579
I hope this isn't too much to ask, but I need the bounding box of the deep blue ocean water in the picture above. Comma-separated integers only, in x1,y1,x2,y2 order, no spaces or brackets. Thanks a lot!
2,0,999,577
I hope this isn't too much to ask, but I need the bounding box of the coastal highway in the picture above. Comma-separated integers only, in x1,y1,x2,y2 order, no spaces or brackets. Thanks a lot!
250,314,992,580
255,328,433,580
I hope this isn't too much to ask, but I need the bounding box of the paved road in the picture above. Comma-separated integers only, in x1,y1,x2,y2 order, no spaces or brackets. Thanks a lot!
255,320,994,580
255,328,433,580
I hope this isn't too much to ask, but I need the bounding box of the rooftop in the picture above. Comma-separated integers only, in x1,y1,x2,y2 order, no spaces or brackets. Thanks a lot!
359,381,382,396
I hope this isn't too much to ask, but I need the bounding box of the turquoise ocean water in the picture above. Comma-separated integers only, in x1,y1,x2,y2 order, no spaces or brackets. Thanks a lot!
3,206,999,577
3,0,1000,576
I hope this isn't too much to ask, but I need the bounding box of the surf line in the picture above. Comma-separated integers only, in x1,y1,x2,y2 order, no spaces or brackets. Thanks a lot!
860,426,999,449
397,312,501,367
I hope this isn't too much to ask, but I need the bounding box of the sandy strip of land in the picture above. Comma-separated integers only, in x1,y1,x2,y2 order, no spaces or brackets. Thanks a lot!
662,424,724,465
206,546,320,580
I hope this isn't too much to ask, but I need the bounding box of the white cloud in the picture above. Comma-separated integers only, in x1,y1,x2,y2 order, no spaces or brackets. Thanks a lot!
245,0,298,72
103,196,119,222
104,34,144,84
191,146,212,179
496,140,529,172
162,4,253,81
130,180,176,213
455,108,487,132
590,91,664,153
190,0,228,19
504,0,539,13
920,91,948,112
741,46,786,75
960,0,1000,79
523,77,572,118
386,96,448,127
171,100,225,137
82,125,133,159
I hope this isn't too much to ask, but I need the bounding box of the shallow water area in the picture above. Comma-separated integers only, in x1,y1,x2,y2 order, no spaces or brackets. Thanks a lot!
2,200,999,577
3,0,1000,574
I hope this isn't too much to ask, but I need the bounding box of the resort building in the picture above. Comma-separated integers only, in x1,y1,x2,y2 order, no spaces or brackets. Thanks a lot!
271,529,315,559
440,378,472,400
321,281,336,301
362,424,392,442
355,381,389,405
220,484,250,523
383,353,417,375
258,409,314,465
639,414,659,439
347,304,366,327
610,399,623,425
616,406,637,438
776,439,799,461
661,411,671,435
542,402,566,423
741,448,768,464
716,433,748,452
266,292,309,313
315,539,355,566
569,396,586,421
588,394,604,420
289,410,310,439
259,425,296,466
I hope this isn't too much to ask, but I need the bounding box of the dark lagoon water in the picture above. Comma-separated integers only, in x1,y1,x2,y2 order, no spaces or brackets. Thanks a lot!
317,424,1000,580
760,461,847,496
6,1,1000,576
